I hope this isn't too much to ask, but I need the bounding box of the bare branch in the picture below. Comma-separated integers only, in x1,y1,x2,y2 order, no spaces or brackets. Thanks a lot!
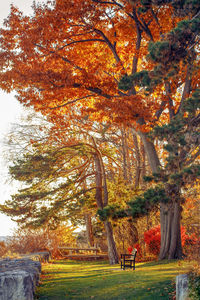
57,38,106,50
131,11,142,74
184,149,200,166
93,28,121,63
34,43,83,71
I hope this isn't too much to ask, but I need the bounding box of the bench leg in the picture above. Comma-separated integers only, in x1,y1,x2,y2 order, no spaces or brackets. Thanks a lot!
133,260,135,270
121,258,136,270
121,258,125,270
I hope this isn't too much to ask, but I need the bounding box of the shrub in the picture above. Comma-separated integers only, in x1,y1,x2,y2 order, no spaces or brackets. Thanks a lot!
7,225,77,258
144,225,198,256
189,273,200,300
0,241,7,257
144,225,161,255
127,245,133,254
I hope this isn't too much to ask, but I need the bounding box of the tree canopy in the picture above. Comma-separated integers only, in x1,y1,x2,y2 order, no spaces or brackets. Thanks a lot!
0,0,199,260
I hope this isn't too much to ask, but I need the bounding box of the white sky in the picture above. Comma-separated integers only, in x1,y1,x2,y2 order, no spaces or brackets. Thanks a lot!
0,0,43,236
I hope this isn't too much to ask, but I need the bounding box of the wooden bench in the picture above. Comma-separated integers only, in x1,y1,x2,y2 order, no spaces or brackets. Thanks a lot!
121,249,137,270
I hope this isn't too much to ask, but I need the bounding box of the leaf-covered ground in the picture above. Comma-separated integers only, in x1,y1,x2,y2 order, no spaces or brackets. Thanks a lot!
35,259,192,300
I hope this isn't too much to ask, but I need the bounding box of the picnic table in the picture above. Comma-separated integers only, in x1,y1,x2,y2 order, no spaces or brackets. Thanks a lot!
58,247,100,256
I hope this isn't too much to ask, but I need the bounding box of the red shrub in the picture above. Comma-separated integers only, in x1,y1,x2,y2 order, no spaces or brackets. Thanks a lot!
181,227,198,246
144,225,198,256
144,225,161,255
127,245,133,254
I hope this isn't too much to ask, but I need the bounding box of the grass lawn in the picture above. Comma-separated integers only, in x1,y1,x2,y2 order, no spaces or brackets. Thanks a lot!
35,259,192,300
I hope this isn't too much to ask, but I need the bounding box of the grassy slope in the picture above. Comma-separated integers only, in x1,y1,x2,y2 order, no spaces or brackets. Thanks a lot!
35,259,192,300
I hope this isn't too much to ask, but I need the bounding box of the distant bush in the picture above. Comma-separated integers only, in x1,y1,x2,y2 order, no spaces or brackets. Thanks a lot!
0,241,7,257
7,225,77,258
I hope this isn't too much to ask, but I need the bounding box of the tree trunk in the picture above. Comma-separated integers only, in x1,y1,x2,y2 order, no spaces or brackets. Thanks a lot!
128,221,139,245
139,132,160,173
121,127,132,182
92,139,119,264
159,200,183,259
140,141,146,188
85,213,94,247
121,127,128,181
132,132,141,188
138,132,183,259
104,220,119,264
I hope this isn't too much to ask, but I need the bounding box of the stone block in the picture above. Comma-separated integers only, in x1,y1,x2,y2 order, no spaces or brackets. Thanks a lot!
176,274,189,300
0,258,41,300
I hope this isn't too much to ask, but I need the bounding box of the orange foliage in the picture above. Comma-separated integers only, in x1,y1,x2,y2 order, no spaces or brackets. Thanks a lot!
0,0,189,131
0,241,7,257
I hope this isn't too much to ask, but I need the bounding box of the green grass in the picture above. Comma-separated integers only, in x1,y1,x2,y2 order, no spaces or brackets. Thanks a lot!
35,259,192,300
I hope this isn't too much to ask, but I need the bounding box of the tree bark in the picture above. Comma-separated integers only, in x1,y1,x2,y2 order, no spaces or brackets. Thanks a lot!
85,213,94,247
140,141,146,188
92,139,119,264
104,220,119,264
121,127,132,182
128,221,139,245
132,132,141,188
139,132,160,173
138,131,183,259
159,200,183,259
121,127,128,181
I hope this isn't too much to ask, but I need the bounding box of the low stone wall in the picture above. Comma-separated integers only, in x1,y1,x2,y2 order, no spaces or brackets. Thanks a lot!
0,258,41,300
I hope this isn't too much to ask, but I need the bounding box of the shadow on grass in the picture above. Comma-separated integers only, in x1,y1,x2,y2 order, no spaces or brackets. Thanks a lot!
51,260,107,266
36,259,190,300
135,259,178,267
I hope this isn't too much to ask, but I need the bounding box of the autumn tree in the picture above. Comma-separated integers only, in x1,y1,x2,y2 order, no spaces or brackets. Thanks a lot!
2,109,148,263
2,120,124,263
0,0,199,260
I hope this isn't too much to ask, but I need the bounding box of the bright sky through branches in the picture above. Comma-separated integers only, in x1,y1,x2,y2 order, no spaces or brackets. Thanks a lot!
0,0,43,236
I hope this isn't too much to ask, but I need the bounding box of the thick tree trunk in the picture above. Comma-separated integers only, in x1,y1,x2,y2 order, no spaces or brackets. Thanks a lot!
104,220,119,264
159,201,183,259
138,132,183,259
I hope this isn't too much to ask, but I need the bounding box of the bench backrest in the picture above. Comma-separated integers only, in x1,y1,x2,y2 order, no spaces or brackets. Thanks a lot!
132,248,137,257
